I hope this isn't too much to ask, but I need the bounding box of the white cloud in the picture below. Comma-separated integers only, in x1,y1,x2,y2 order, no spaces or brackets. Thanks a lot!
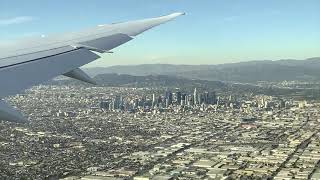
0,16,34,26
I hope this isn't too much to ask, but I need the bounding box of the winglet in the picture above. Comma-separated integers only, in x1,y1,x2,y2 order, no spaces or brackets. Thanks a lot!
0,100,27,123
64,68,97,85
165,12,186,18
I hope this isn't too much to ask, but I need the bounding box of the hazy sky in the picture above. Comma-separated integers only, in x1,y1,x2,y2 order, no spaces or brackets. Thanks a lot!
0,0,319,67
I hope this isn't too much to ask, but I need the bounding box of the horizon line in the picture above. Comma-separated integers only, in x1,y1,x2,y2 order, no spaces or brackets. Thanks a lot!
85,56,320,68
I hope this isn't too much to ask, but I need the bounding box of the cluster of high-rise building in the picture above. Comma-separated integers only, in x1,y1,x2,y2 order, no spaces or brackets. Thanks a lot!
3,84,320,179
156,88,217,107
99,88,217,111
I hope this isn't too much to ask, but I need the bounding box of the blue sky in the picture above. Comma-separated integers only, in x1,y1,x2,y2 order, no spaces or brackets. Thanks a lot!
0,0,319,66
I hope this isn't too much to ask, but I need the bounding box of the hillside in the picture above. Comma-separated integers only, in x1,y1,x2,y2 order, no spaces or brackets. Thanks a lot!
85,57,320,82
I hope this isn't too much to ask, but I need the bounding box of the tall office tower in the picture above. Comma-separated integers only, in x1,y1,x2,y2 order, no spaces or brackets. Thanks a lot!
164,89,170,100
109,101,114,111
279,99,286,109
199,93,205,104
164,89,173,105
99,101,109,109
204,92,209,104
181,93,186,104
152,93,156,107
168,91,173,105
188,95,193,106
123,102,129,111
208,91,217,104
176,91,182,105
165,98,170,108
121,96,124,105
134,98,139,109
260,98,265,108
141,95,147,108
157,95,163,105
193,88,198,105
109,101,115,111
115,95,123,109
120,104,125,111
216,96,220,106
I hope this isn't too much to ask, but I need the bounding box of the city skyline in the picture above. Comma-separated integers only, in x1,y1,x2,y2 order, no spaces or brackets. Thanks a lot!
0,0,319,66
2,81,319,179
98,87,218,112
1,1,320,179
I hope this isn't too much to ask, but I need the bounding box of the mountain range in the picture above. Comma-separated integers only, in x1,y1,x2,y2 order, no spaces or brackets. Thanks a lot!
85,57,320,82
50,74,225,91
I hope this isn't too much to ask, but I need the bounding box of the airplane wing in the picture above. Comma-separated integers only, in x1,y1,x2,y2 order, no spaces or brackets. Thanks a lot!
0,12,185,123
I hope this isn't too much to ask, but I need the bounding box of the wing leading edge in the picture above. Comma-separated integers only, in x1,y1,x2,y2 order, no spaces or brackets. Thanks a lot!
0,12,184,123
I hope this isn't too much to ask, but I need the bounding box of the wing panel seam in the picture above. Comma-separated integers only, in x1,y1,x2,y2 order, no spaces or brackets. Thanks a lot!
0,48,84,69
0,46,71,61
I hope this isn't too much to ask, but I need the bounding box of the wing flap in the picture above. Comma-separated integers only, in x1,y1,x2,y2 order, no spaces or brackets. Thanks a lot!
64,68,97,85
0,100,26,123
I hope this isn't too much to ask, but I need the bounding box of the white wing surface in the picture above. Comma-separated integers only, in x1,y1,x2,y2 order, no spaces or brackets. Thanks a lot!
0,12,184,122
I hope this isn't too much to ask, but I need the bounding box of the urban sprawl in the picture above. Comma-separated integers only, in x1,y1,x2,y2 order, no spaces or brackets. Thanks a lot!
1,84,320,180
